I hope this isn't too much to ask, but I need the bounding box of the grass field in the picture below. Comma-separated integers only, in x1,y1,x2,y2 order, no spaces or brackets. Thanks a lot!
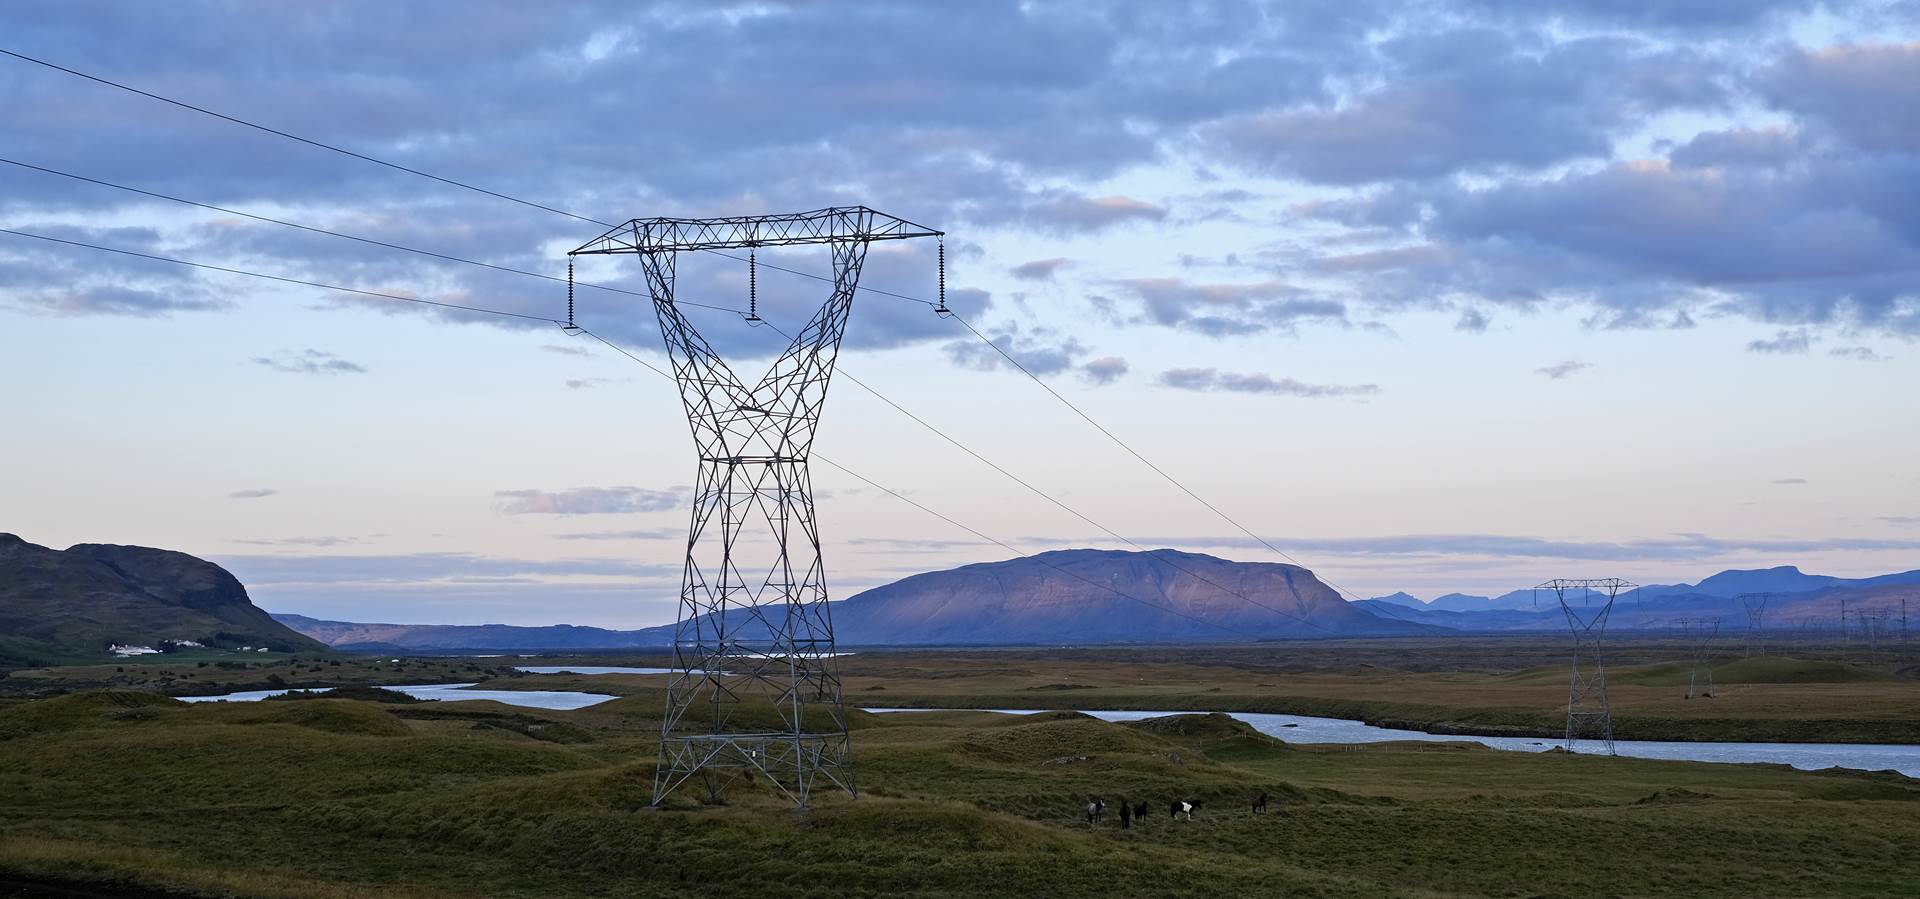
6,637,1916,743
0,685,1915,898
455,640,1920,744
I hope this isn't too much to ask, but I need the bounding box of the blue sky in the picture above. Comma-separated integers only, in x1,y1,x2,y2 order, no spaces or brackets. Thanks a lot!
3,1,1918,626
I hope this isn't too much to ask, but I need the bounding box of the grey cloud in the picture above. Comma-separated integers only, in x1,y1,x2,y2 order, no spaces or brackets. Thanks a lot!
565,378,612,389
1116,277,1346,337
1762,42,1920,152
1202,30,1728,184
553,528,682,541
232,536,360,547
1747,330,1812,354
542,344,591,357
1772,478,1808,485
1081,355,1130,386
253,349,368,375
1010,257,1073,281
1388,158,1920,337
1670,126,1803,169
1158,367,1381,399
1829,345,1885,361
213,551,680,586
1883,516,1920,528
493,486,686,515
1455,308,1489,332
1535,360,1592,379
1045,531,1920,562
1020,193,1167,233
228,488,278,500
942,322,1087,377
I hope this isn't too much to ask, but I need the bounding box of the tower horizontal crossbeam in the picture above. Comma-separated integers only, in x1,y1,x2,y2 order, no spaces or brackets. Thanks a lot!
571,206,942,256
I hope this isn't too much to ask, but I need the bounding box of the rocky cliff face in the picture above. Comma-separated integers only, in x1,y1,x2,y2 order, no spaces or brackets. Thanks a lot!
0,534,324,661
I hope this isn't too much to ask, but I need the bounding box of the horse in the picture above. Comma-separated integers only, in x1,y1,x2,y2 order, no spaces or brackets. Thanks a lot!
1118,798,1132,829
1251,791,1269,814
1084,797,1105,824
1134,800,1150,821
1172,799,1196,821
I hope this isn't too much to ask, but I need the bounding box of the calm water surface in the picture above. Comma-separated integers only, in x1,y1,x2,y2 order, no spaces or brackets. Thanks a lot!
178,682,618,710
865,707,1920,778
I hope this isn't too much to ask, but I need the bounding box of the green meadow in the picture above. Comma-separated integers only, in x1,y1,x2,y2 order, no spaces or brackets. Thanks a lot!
1,683,1915,898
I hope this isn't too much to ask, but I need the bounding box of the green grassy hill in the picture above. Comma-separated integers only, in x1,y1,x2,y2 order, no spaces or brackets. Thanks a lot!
0,534,323,667
0,691,1913,898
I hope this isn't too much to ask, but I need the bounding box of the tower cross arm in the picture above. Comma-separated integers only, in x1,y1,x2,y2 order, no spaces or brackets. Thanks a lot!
570,206,943,255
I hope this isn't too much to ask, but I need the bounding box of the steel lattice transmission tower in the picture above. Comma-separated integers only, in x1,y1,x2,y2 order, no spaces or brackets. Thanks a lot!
1536,578,1635,755
571,207,943,808
1736,592,1771,657
1674,617,1721,699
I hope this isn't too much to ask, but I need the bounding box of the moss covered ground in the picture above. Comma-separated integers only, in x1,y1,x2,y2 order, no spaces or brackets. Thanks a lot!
1,684,1915,898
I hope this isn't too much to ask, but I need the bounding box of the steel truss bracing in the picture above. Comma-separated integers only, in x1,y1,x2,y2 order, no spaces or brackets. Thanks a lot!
1674,616,1722,699
1536,578,1635,755
1736,592,1771,657
571,207,941,809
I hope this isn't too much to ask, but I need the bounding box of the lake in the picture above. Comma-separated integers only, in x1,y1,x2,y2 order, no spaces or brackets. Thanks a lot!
865,707,1920,778
172,684,1920,778
178,682,620,710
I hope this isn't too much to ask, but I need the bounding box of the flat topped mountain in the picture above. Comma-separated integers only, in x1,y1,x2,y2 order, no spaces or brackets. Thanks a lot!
0,534,323,664
829,548,1424,644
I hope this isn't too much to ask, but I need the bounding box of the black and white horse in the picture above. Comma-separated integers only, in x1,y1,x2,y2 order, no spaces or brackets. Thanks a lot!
1085,797,1106,824
1171,799,1196,821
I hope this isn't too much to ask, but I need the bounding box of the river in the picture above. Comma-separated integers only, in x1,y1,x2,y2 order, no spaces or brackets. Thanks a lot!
865,707,1920,777
172,684,1919,777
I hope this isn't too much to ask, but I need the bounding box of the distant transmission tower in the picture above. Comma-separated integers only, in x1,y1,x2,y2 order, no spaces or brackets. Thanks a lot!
1674,617,1721,699
1848,608,1890,657
571,208,943,808
1736,592,1771,657
1536,578,1635,755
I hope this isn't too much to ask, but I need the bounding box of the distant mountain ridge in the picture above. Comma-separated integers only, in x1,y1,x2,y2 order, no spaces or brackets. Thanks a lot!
1359,565,1920,633
271,614,660,652
279,548,1433,651
266,555,1920,650
0,533,323,665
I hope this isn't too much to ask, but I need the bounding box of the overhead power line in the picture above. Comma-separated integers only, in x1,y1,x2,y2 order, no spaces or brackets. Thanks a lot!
0,48,612,228
2,153,1331,631
0,225,1277,642
4,47,1362,604
0,156,742,318
0,226,561,325
576,326,1276,641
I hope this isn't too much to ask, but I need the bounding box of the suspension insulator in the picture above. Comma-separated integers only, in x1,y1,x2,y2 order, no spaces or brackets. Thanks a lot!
935,239,950,316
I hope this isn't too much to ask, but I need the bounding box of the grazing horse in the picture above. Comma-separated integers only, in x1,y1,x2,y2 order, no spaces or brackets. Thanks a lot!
1118,798,1132,829
1085,797,1106,824
1134,800,1150,821
1251,791,1269,814
1172,799,1196,821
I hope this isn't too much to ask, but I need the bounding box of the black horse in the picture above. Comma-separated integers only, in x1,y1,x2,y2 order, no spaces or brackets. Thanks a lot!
1251,791,1269,814
1134,800,1150,821
1118,798,1132,829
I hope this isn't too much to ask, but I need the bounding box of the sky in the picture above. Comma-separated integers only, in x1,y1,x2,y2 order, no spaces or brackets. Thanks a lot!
3,1,1919,627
